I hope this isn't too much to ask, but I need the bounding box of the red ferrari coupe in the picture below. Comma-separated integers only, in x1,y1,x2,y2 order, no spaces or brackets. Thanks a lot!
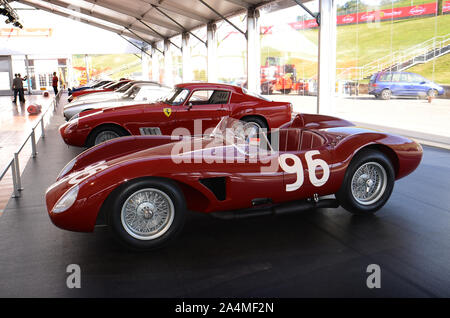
46,115,422,250
59,83,293,147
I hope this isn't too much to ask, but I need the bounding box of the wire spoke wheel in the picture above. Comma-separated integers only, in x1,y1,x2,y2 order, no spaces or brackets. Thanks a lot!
351,162,387,206
120,188,175,241
94,130,120,144
244,121,262,135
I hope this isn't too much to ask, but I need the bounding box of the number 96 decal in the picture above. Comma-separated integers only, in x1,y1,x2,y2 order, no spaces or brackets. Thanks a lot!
278,150,330,192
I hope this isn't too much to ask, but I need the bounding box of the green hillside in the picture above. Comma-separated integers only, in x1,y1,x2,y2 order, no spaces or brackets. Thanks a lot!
261,14,450,79
408,53,450,84
336,14,450,68
378,0,433,10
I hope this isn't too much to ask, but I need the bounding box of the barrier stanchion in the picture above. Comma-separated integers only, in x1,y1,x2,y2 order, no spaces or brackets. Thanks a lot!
13,152,23,192
31,128,37,158
11,160,20,198
41,118,45,138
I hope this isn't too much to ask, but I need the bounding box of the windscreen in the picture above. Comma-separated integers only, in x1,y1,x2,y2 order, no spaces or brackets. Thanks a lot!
161,88,190,105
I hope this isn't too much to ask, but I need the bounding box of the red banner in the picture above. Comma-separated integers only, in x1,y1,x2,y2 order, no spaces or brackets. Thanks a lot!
281,1,450,31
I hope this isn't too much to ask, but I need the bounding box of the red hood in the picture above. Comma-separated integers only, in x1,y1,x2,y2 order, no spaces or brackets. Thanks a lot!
101,137,239,169
284,113,355,130
62,136,246,181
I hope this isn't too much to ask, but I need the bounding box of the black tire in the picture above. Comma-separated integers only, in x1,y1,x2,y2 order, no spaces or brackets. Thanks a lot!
261,83,269,95
86,125,127,147
380,89,391,100
336,149,395,215
107,178,186,251
241,116,268,130
427,89,438,98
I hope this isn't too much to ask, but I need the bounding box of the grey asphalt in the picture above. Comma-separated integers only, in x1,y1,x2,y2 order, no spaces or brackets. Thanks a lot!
0,109,449,298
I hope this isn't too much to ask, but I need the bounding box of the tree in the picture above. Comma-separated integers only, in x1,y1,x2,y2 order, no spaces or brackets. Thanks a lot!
438,0,444,16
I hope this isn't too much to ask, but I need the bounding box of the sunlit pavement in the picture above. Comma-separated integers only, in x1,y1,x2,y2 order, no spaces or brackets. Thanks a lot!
0,93,60,214
270,94,450,143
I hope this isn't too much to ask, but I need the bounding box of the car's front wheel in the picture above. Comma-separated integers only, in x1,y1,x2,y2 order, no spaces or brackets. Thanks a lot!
107,178,186,250
86,125,128,147
427,89,438,98
336,149,395,215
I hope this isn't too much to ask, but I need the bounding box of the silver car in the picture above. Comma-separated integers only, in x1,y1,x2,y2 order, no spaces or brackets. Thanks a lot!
68,80,160,104
63,82,172,121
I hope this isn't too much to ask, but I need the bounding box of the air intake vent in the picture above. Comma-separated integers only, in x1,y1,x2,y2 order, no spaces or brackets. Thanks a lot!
139,127,162,135
199,177,226,201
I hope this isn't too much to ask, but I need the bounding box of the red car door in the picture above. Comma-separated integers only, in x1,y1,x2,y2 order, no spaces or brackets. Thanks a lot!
276,129,334,201
177,89,231,135
202,136,285,211
123,102,179,136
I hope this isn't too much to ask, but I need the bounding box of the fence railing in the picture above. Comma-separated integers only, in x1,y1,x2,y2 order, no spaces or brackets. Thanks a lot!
0,90,62,198
337,33,450,80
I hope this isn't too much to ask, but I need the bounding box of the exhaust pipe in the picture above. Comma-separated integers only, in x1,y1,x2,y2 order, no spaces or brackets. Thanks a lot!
211,198,340,220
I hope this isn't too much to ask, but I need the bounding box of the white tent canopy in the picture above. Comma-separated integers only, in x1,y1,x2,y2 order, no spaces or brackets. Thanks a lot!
15,0,300,48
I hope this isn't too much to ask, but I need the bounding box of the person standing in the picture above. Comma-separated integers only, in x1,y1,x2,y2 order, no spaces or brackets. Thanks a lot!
52,72,59,95
12,74,19,103
18,73,27,102
12,74,25,103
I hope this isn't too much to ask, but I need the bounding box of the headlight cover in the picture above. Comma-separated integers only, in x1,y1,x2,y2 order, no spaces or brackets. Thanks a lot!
53,185,79,213
69,113,79,121
65,118,79,132
57,158,76,180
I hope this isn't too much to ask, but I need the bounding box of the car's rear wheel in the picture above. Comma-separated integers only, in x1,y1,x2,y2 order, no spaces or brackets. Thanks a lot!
86,125,127,147
336,149,395,215
427,89,438,98
380,89,391,100
107,178,186,250
242,116,268,131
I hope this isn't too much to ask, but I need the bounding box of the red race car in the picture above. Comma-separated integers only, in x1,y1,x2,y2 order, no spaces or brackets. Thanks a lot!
46,115,422,250
59,83,293,147
68,79,131,102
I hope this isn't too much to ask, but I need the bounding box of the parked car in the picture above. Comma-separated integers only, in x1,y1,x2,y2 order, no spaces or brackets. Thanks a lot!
63,82,172,121
68,80,162,104
46,115,422,250
59,83,293,147
68,80,113,95
67,79,131,102
368,71,444,100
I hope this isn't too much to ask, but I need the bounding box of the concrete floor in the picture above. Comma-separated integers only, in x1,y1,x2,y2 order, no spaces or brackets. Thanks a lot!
0,107,449,297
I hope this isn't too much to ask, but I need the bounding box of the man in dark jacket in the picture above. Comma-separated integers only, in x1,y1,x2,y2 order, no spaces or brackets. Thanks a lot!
12,73,19,103
12,74,25,103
